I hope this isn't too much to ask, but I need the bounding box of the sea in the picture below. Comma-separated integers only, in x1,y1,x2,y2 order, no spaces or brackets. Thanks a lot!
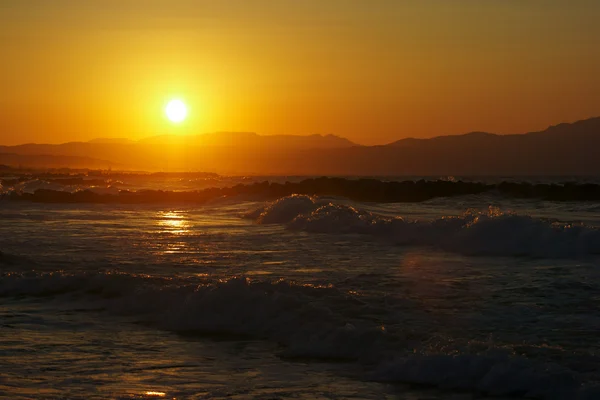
1,174,600,400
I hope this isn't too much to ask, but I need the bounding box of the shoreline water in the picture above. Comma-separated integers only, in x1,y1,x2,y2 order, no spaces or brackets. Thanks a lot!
2,176,600,399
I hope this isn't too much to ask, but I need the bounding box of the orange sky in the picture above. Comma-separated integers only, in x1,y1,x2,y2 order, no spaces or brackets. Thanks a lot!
1,1,600,146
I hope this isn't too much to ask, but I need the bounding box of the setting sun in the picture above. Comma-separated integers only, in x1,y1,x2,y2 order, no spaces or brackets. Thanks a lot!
165,99,188,123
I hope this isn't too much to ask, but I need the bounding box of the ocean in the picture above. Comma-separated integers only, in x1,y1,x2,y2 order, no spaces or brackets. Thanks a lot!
1,174,600,399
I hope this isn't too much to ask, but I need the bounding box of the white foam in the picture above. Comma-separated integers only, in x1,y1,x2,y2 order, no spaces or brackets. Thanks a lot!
246,194,321,224
13,179,73,194
250,197,600,258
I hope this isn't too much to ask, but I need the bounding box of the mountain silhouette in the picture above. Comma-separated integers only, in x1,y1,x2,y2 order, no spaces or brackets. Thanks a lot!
1,118,599,175
137,132,356,149
88,138,135,145
0,152,120,170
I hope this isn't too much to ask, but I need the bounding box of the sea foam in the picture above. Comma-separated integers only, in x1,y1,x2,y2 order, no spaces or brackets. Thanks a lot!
250,196,600,258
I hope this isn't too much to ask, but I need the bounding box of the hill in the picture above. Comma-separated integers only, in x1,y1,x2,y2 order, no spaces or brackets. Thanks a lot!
1,118,599,175
88,138,135,145
0,153,120,170
137,132,356,149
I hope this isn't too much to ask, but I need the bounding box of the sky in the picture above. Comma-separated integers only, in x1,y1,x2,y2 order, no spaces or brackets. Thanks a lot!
1,0,599,146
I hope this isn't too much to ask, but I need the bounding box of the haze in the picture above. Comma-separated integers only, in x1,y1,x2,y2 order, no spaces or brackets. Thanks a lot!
1,0,600,146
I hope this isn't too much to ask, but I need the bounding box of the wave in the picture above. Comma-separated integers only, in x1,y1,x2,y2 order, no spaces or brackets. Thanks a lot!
5,177,600,203
371,354,585,399
248,196,600,258
0,272,388,361
0,177,121,196
1,271,597,399
14,179,75,194
245,194,322,223
0,250,28,266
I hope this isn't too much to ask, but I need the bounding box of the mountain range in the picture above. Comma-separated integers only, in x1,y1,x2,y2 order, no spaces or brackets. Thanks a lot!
1,117,599,175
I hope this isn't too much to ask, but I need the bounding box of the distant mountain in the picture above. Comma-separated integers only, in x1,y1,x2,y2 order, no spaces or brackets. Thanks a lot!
88,138,135,144
0,153,120,170
1,117,599,175
138,132,356,149
388,117,600,147
387,131,498,147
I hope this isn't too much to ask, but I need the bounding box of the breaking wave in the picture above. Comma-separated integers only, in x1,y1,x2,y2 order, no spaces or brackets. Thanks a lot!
248,195,600,258
0,272,389,361
1,271,597,399
0,250,27,266
371,354,587,399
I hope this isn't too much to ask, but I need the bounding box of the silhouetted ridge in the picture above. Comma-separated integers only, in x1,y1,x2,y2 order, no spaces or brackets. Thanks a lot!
5,177,600,203
2,116,600,174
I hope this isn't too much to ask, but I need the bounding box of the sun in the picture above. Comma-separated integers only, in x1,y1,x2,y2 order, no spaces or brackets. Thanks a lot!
165,99,188,123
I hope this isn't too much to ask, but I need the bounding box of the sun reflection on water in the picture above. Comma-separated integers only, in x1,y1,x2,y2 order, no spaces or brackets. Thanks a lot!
144,391,166,397
157,211,190,235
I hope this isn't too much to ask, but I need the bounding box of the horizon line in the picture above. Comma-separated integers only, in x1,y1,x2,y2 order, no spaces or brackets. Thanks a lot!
1,115,599,147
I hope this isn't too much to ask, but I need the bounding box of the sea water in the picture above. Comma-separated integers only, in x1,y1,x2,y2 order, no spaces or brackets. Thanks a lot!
1,176,600,399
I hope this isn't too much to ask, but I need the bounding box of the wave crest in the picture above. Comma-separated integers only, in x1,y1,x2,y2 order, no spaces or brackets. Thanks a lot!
0,272,387,361
250,197,600,258
246,194,320,224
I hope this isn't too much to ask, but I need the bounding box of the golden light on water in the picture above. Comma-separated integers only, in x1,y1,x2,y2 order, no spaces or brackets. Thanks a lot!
144,391,166,397
157,211,190,235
